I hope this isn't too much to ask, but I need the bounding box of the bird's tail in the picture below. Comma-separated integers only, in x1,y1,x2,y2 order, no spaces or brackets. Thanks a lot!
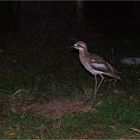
106,73,121,81
112,73,121,81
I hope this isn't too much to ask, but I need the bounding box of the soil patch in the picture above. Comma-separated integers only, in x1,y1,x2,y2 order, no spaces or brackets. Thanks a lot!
11,98,93,118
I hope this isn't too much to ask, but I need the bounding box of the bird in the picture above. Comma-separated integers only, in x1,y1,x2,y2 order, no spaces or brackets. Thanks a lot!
72,41,121,100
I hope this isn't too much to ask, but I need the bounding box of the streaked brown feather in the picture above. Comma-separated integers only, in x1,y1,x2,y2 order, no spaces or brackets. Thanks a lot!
86,53,121,80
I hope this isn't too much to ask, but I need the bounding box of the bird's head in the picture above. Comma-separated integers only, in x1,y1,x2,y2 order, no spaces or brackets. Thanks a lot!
73,41,87,51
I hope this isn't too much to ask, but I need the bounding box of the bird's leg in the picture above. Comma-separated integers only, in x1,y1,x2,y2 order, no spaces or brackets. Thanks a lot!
93,75,98,100
96,74,104,93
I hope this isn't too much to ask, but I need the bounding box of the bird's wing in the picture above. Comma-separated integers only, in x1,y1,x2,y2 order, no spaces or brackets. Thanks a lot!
90,61,110,73
106,62,116,73
88,53,116,73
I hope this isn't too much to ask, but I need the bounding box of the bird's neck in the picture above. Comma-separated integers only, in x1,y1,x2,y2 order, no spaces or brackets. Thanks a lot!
79,48,88,57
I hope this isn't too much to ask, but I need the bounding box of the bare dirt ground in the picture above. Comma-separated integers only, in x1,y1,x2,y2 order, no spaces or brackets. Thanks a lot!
11,97,94,118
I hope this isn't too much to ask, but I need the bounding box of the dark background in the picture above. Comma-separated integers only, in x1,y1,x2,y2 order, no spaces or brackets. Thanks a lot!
1,2,140,37
0,1,140,58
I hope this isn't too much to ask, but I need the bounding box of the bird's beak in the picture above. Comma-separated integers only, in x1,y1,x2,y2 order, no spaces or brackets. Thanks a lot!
69,44,77,49
69,45,75,48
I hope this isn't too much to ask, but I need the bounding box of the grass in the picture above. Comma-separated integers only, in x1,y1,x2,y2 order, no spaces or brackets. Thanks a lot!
0,25,140,139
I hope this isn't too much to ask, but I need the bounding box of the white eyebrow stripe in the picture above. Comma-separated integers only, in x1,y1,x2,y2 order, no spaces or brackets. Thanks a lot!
80,43,86,47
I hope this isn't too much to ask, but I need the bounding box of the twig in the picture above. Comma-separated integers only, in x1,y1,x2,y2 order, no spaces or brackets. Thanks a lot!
13,89,28,95
33,74,44,90
119,122,137,136
129,127,140,134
